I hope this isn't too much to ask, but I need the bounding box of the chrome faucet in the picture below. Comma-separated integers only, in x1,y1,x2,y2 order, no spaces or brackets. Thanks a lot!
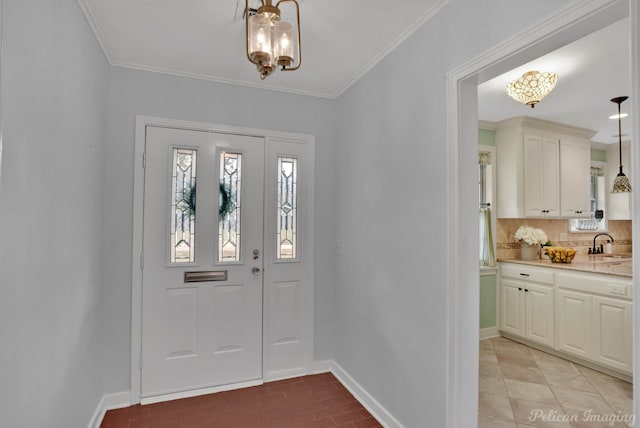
590,233,614,254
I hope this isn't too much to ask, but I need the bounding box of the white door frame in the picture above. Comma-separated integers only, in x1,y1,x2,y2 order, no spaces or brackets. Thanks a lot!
445,1,639,426
130,115,315,404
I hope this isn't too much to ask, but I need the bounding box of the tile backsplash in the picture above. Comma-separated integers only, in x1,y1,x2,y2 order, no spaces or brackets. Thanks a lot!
496,219,632,259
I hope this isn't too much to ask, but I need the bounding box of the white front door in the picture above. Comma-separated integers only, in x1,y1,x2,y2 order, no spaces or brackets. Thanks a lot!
141,126,265,398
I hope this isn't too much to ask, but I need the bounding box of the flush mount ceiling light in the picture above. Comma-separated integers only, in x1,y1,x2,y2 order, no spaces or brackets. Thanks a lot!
245,0,301,80
505,71,558,108
611,96,631,193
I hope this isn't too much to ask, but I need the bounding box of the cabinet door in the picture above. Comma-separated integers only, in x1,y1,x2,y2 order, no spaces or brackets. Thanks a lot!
524,283,554,347
556,289,592,358
560,139,590,217
541,137,560,216
523,134,544,217
501,279,524,337
592,296,632,372
524,135,559,217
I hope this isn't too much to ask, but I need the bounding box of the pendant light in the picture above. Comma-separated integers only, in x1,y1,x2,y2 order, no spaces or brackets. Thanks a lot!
245,0,301,80
610,96,631,193
506,71,558,108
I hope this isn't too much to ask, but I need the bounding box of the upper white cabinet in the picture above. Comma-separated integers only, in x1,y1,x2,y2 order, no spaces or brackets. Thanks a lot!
496,117,596,218
560,138,591,218
523,134,560,217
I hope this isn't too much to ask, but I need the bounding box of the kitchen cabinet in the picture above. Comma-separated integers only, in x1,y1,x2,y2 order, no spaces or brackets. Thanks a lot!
499,263,633,376
555,289,592,358
495,117,596,218
592,296,632,372
499,264,554,347
523,134,560,217
560,138,591,217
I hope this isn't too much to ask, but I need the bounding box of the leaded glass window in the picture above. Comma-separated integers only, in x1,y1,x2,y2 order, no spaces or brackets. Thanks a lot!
218,152,242,262
277,157,297,259
170,148,197,263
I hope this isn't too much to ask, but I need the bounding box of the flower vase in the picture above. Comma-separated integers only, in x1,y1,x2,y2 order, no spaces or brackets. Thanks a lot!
520,242,539,260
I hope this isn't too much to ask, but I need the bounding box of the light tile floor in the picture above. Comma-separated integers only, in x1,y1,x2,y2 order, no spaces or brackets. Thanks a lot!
479,337,634,428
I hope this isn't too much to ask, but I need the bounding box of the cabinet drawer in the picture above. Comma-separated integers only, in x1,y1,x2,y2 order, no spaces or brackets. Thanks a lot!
556,271,632,300
501,264,554,284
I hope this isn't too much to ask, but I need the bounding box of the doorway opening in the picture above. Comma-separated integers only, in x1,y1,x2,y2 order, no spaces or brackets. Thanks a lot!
446,1,638,426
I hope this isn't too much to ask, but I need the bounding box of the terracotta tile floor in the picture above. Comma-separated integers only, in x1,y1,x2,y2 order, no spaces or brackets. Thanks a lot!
101,373,382,428
479,336,634,428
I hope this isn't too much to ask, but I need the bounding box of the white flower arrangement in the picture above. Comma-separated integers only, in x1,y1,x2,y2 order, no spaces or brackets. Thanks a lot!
514,225,548,246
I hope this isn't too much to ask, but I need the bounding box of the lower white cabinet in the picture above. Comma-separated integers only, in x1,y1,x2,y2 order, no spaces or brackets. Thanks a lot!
555,289,592,358
524,283,554,347
499,263,632,375
592,296,632,372
500,265,554,347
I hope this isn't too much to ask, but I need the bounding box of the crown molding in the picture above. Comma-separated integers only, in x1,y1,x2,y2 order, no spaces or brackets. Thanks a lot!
332,0,451,99
76,0,114,64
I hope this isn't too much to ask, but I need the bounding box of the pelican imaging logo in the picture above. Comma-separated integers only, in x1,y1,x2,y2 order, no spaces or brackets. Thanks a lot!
529,409,635,426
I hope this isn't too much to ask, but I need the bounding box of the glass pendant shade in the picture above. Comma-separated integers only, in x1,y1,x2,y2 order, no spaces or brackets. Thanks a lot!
610,96,631,193
274,21,294,67
506,71,558,108
248,14,272,66
612,170,632,193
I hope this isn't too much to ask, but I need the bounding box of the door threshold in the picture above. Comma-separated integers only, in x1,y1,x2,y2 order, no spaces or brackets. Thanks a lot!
140,378,263,405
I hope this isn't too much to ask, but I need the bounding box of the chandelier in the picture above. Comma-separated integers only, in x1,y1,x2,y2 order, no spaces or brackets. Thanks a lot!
610,96,631,193
506,71,558,108
245,0,301,80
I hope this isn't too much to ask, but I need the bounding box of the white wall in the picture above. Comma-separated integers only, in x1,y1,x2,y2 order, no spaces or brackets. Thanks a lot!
0,0,109,427
333,0,565,426
102,67,337,393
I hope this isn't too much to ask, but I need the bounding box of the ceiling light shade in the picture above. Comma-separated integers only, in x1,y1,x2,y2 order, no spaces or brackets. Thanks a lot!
505,71,558,108
246,0,301,80
611,96,631,193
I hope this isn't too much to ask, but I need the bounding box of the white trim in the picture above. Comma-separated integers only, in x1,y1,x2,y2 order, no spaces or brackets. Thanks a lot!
479,267,497,276
330,362,405,428
141,379,263,405
331,0,450,98
479,327,499,340
111,62,335,99
263,368,309,383
630,0,640,422
131,115,315,404
75,0,115,64
446,1,631,427
86,391,130,428
313,359,333,374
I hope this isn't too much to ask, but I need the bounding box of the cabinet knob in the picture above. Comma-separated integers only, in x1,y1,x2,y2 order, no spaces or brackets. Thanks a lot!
518,287,522,291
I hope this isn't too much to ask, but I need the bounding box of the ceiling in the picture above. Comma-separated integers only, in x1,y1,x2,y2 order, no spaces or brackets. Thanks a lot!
79,2,631,143
478,17,631,145
79,0,446,99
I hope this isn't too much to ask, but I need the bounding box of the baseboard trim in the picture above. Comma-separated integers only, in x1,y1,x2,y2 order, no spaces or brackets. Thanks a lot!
87,391,130,428
330,361,405,428
264,367,309,382
313,359,333,374
479,326,499,340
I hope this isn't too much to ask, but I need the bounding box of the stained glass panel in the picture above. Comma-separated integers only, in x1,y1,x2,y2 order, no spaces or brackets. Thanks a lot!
277,157,297,259
218,152,242,262
170,148,197,263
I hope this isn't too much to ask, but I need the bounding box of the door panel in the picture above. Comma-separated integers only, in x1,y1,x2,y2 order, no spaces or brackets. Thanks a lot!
141,126,264,398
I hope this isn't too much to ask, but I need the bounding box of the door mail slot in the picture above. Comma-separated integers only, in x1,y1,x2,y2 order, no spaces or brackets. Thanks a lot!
184,270,228,283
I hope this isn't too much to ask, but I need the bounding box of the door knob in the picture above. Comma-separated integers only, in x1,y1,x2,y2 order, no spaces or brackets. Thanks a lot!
252,267,261,275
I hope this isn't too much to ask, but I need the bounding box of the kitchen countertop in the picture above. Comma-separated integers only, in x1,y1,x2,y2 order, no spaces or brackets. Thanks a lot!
498,254,633,278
